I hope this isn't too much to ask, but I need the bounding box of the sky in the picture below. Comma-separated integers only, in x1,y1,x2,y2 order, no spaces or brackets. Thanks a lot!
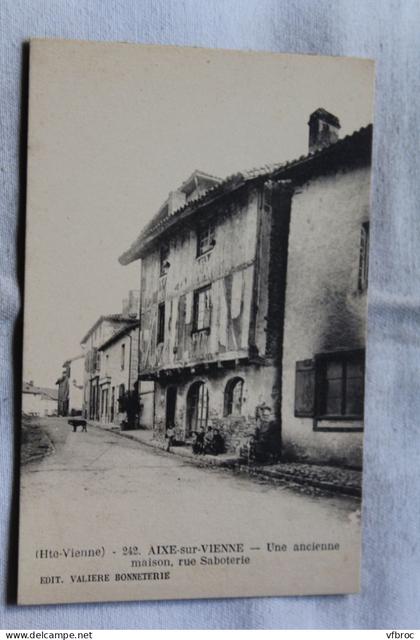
23,40,374,387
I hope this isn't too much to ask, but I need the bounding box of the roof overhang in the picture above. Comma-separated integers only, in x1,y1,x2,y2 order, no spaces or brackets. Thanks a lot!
119,124,372,266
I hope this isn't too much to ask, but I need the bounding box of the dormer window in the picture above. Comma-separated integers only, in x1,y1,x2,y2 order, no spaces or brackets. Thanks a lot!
197,222,215,257
160,243,170,276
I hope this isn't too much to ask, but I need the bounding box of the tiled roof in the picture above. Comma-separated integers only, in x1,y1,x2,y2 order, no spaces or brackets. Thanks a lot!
80,314,135,345
22,382,58,401
122,170,222,262
98,321,139,351
119,124,372,265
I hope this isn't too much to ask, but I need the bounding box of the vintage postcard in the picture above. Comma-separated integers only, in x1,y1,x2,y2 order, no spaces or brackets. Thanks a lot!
18,39,374,604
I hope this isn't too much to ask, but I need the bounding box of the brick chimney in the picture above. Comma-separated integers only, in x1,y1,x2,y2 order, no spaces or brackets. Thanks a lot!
308,108,340,153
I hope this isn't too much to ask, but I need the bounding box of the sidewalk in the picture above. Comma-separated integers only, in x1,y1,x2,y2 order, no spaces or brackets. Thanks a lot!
89,420,239,467
88,421,362,497
241,461,362,497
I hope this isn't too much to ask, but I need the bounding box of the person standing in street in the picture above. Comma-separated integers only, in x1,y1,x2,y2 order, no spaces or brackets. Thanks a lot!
166,425,175,452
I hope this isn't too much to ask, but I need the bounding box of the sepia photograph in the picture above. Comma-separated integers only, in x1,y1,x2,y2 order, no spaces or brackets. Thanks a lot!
18,40,374,605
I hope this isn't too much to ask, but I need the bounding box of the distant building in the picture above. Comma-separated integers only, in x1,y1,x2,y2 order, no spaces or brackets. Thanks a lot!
56,355,84,416
120,110,371,468
80,290,140,423
22,381,58,417
56,373,68,416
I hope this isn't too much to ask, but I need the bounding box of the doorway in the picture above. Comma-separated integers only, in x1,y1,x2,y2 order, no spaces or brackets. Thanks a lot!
110,386,115,422
186,381,209,435
101,387,109,422
165,386,177,430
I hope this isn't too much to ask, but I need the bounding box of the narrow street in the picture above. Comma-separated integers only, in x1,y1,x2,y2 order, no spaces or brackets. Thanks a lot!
19,416,362,603
22,417,360,529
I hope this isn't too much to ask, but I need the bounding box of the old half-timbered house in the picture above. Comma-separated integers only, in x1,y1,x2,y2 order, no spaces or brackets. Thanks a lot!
119,163,293,454
120,110,372,465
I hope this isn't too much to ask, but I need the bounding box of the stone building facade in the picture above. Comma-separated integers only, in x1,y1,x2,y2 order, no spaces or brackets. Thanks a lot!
80,290,140,421
120,110,372,467
97,322,139,427
281,164,370,467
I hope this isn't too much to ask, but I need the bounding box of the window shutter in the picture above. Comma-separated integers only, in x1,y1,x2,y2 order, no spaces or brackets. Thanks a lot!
358,222,370,291
203,289,211,328
295,359,316,417
177,294,186,347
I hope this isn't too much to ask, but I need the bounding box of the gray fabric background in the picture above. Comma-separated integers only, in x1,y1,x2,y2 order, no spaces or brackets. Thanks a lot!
1,0,419,629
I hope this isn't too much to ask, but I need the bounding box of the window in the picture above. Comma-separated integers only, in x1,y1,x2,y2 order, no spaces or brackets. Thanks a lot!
197,222,215,257
160,243,170,276
224,377,244,416
358,222,369,291
295,351,365,427
317,351,364,419
121,343,125,370
118,383,125,412
186,381,209,434
193,286,211,332
157,302,165,344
